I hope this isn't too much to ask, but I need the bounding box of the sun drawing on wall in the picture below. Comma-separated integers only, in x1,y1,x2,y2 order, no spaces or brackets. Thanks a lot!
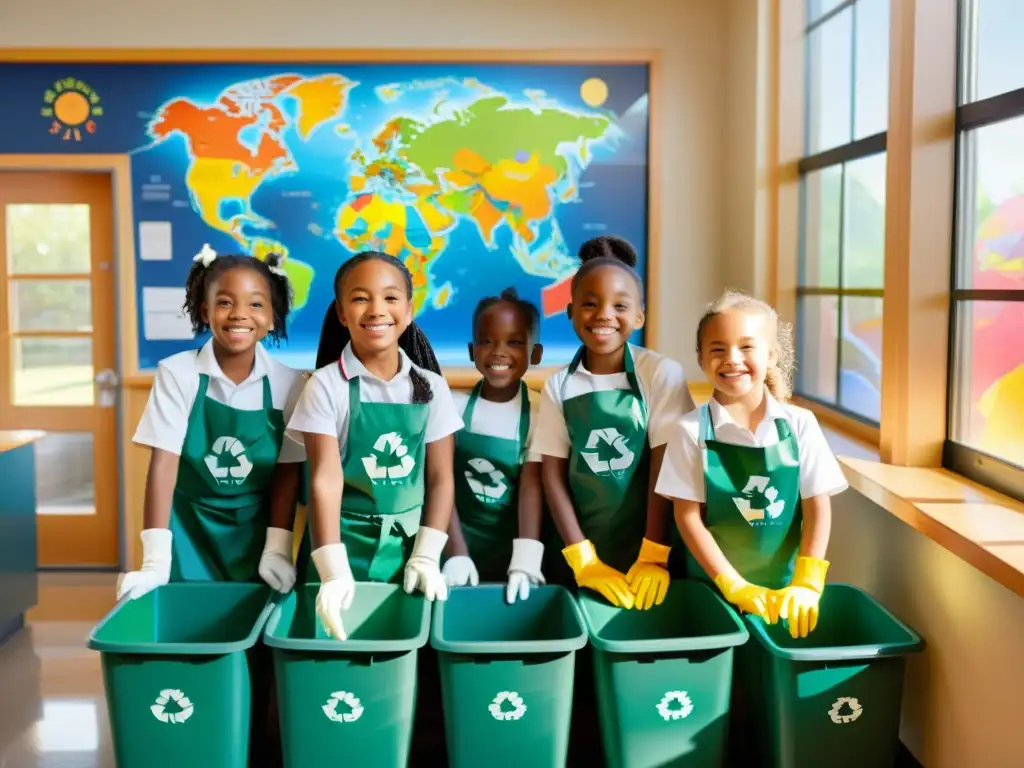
41,77,103,142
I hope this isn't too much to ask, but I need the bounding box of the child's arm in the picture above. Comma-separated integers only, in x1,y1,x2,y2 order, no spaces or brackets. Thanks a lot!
442,491,480,588
404,435,456,600
259,462,301,593
119,364,189,600
506,460,544,603
674,500,773,618
305,433,343,549
541,455,586,545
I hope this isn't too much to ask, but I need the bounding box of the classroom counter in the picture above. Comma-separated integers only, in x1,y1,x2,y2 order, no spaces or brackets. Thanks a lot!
0,431,44,645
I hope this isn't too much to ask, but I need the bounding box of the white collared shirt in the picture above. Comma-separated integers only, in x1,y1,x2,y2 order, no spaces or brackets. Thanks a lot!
133,340,307,463
532,344,695,458
655,393,849,503
286,343,463,455
451,388,541,464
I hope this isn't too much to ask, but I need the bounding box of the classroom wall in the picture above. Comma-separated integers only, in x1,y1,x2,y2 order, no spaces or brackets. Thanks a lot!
829,490,1022,767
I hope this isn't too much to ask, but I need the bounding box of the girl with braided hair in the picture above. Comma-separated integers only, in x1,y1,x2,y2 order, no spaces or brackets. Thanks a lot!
287,250,463,640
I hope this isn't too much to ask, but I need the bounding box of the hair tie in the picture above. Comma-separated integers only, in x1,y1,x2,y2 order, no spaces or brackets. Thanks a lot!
268,263,287,278
193,244,218,268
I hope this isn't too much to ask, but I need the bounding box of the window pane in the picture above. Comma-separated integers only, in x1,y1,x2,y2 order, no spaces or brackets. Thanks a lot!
853,0,889,139
839,296,883,422
5,204,91,274
33,433,95,515
797,295,840,403
959,118,1024,289
801,166,842,287
843,153,887,289
808,0,846,24
12,337,93,406
968,0,1024,103
10,279,92,332
806,8,853,154
951,299,1024,468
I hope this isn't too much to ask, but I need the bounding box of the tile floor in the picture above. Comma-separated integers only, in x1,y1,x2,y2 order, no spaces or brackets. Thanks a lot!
0,573,117,768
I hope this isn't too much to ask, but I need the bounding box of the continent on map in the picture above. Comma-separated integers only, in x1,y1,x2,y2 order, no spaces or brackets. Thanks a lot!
334,93,613,316
148,74,355,244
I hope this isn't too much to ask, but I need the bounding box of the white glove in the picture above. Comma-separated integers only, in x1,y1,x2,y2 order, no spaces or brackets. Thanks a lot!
506,538,546,604
312,544,356,640
116,529,172,600
442,555,479,587
258,527,296,593
403,526,449,601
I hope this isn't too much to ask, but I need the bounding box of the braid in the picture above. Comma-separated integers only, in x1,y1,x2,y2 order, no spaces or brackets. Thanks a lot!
182,250,291,344
323,250,441,403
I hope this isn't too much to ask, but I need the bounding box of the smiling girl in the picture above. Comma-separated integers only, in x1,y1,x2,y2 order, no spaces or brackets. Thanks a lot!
287,251,463,640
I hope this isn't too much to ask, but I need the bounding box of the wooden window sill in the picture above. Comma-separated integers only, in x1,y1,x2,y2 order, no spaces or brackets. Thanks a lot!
831,443,1024,600
0,430,46,454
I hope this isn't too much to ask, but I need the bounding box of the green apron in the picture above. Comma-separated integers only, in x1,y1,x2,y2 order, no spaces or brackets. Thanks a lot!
691,402,802,589
552,345,650,574
298,371,428,584
451,381,530,582
170,373,283,582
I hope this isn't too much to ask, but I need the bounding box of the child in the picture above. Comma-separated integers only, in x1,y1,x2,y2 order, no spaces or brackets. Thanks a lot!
287,250,463,640
442,287,546,604
535,236,694,609
119,245,306,599
656,290,848,638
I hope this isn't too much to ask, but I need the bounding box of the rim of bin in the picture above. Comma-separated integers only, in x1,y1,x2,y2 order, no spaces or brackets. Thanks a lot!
743,582,926,661
576,582,749,654
86,584,278,655
429,584,589,655
262,583,431,653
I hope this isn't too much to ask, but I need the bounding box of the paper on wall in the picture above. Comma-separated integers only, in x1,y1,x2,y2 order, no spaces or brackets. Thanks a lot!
139,221,172,261
142,287,192,340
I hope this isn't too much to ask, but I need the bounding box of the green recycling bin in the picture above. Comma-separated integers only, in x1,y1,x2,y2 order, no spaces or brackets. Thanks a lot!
744,583,925,768
263,583,429,767
577,579,749,768
431,585,587,768
87,583,275,768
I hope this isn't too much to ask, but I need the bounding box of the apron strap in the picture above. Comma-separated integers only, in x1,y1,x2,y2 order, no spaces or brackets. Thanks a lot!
347,375,362,427
774,417,794,443
197,373,211,401
564,344,649,430
698,402,716,448
465,380,532,464
463,379,485,427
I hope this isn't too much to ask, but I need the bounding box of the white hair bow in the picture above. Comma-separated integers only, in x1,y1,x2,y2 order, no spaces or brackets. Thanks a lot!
193,244,217,267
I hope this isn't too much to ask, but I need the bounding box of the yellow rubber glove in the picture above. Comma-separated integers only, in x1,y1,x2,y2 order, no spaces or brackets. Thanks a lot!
626,538,672,610
713,573,773,620
563,539,635,609
773,556,829,639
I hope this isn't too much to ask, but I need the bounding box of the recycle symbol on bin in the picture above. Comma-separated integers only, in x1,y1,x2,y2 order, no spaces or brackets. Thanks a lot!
150,689,194,724
488,691,527,721
580,427,635,475
732,475,786,524
322,691,364,723
828,696,864,724
464,458,509,504
656,690,694,722
204,436,253,486
362,432,416,482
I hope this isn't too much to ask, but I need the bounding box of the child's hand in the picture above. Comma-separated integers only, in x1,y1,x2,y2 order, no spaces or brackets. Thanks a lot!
713,573,774,620
116,529,172,600
563,539,635,609
403,526,449,602
626,538,672,610
312,543,356,640
442,556,479,588
506,538,545,603
773,556,829,638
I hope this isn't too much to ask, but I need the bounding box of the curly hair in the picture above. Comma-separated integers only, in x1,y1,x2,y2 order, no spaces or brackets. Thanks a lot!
182,252,291,344
317,250,440,404
695,289,795,401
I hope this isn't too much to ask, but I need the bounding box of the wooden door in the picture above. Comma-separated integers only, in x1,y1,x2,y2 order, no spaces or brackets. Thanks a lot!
0,172,119,567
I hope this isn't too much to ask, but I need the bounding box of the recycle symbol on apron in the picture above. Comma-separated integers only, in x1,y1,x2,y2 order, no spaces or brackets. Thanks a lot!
362,431,416,482
579,427,636,475
732,474,786,524
203,436,254,486
464,458,509,504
